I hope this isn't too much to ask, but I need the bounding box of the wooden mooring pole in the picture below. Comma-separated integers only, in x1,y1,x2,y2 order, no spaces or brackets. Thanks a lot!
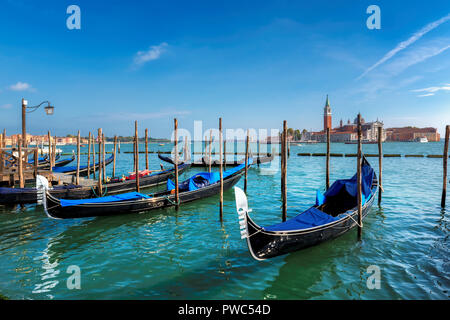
33,148,38,179
102,133,106,182
257,139,260,167
113,136,117,178
357,114,363,239
135,121,140,192
223,140,226,170
282,121,287,222
209,130,212,173
244,130,249,193
184,136,189,162
326,127,330,190
174,118,179,208
97,129,103,196
87,132,91,178
92,134,96,179
18,139,24,188
76,130,80,185
52,138,56,168
378,126,383,207
47,131,52,176
145,128,149,170
441,125,449,208
219,118,224,221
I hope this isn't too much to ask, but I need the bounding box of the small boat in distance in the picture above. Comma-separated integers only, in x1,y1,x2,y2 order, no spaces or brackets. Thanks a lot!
415,137,428,143
234,156,378,260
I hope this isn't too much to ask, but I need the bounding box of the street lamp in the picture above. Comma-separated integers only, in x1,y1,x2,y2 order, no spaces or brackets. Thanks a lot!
21,98,55,147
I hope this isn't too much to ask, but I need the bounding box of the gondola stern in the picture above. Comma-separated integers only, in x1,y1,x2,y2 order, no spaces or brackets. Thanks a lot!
234,187,250,239
234,187,267,261
36,175,58,219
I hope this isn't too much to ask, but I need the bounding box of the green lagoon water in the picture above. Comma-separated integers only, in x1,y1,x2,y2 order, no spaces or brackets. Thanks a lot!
0,141,448,299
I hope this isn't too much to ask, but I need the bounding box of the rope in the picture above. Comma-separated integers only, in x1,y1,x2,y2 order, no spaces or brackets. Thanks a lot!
163,195,180,206
342,212,363,228
91,185,108,198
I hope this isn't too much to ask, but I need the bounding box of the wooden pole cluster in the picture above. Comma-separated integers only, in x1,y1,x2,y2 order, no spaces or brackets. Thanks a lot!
174,119,179,208
378,126,383,207
219,118,224,221
76,130,80,185
357,114,363,239
442,125,450,208
326,127,330,190
97,128,103,195
244,130,249,193
281,121,287,222
135,121,140,192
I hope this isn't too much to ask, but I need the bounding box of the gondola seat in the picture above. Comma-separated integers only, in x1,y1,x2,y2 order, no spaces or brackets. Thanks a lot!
264,207,340,231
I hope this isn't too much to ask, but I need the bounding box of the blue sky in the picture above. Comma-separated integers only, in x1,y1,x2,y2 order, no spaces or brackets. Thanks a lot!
0,0,449,138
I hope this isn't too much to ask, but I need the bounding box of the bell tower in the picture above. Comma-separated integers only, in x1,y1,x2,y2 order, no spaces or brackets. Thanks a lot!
323,94,332,132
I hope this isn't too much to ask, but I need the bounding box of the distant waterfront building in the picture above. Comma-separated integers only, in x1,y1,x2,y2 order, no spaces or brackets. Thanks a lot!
385,127,440,142
310,95,385,143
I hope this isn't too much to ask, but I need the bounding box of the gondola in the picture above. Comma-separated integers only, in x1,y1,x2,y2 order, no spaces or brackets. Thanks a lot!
38,154,75,169
234,157,378,260
53,154,75,167
0,162,190,205
28,154,48,165
52,154,114,176
38,159,252,219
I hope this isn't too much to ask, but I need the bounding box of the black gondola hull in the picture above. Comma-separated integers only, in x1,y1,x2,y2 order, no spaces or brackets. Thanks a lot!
44,170,243,219
245,184,377,260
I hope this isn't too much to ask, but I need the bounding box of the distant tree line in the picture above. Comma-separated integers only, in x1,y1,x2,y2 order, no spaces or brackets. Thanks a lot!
279,128,308,141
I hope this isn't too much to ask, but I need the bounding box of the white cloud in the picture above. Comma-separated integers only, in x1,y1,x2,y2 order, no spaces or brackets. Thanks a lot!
357,13,450,80
0,103,12,109
384,42,450,76
411,84,450,97
9,81,34,91
133,42,168,68
417,93,435,97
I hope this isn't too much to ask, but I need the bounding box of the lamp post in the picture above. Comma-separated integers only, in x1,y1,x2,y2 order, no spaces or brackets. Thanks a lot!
21,98,55,147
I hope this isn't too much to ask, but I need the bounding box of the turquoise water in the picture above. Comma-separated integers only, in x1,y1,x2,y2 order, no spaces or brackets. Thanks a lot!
0,141,448,299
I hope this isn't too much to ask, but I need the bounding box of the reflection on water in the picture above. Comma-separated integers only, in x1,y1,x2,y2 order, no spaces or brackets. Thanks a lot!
0,142,448,299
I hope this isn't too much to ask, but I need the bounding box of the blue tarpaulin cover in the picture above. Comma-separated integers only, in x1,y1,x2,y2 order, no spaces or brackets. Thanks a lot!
264,207,340,231
324,164,374,200
264,163,374,232
167,158,253,192
59,192,150,207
